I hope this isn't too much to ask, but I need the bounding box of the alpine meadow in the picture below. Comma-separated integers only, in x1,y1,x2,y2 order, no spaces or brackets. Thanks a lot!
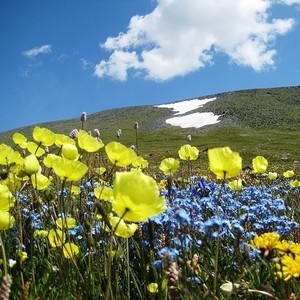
0,86,299,299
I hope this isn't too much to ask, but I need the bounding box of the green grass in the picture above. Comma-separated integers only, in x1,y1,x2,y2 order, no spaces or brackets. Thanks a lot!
1,86,299,174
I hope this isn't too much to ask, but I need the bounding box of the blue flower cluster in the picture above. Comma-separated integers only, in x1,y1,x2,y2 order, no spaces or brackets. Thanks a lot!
145,178,298,259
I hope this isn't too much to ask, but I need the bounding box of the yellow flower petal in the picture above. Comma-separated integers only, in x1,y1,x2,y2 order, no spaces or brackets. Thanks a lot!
159,157,180,175
33,126,55,147
252,156,268,174
178,144,199,161
112,170,166,222
24,154,40,175
0,184,15,211
56,217,76,230
0,210,15,230
48,229,65,248
63,242,79,259
30,173,51,190
52,157,88,181
208,147,242,179
78,130,104,152
105,142,137,167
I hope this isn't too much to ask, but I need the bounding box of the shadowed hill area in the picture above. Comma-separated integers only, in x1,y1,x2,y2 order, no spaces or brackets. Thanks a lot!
1,86,299,174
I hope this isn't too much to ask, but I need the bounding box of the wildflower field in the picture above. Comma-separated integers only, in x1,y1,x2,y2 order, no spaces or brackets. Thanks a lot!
0,116,299,299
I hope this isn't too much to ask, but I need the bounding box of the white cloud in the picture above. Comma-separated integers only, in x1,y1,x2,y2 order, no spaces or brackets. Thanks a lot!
81,58,93,70
22,45,52,58
95,0,296,81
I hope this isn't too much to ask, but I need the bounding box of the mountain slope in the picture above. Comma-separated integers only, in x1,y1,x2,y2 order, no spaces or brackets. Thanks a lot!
0,86,299,173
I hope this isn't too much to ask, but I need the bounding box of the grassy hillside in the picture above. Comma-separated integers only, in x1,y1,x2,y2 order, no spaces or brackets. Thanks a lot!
1,86,299,174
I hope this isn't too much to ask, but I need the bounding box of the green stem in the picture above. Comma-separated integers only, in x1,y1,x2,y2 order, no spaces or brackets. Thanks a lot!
0,233,7,276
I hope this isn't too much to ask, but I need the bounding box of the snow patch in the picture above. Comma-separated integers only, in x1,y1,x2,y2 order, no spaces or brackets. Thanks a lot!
155,97,221,128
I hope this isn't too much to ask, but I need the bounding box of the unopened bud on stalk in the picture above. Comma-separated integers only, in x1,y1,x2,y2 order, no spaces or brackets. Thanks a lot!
69,129,79,139
116,129,122,138
134,122,139,130
187,134,192,143
80,112,87,122
93,129,100,138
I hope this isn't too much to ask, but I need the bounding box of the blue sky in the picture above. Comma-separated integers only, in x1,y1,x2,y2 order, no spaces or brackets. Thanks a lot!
1,0,300,132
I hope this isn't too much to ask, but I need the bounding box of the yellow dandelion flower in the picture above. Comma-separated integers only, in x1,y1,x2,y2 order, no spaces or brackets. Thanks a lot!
147,283,158,293
250,232,280,253
277,254,300,281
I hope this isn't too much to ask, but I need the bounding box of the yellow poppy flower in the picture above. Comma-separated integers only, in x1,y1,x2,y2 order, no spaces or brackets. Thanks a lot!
268,172,278,180
56,217,76,230
290,180,299,188
283,170,294,178
0,183,15,211
30,173,51,190
43,154,60,169
34,230,49,239
132,156,149,169
55,134,76,147
63,242,79,259
61,143,79,161
23,154,40,175
12,132,27,147
0,144,23,165
252,156,268,174
71,185,81,195
0,210,15,230
48,229,65,248
77,130,104,152
228,178,243,191
52,157,88,181
33,126,55,147
105,142,137,167
94,186,113,201
178,144,199,161
109,216,138,238
208,147,242,179
112,169,166,222
159,157,180,175
27,141,45,157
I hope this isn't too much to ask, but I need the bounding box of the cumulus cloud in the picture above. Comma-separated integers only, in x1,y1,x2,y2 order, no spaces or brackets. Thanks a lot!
22,44,52,58
94,0,296,81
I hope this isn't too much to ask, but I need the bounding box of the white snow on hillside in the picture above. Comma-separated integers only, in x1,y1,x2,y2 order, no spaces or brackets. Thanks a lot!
155,97,220,128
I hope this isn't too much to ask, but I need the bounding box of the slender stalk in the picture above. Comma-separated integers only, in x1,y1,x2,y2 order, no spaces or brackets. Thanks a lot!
0,233,7,276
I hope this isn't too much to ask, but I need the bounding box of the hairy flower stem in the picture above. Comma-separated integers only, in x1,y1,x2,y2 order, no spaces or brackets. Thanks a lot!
0,234,7,276
213,177,226,297
248,289,279,299
105,209,129,300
